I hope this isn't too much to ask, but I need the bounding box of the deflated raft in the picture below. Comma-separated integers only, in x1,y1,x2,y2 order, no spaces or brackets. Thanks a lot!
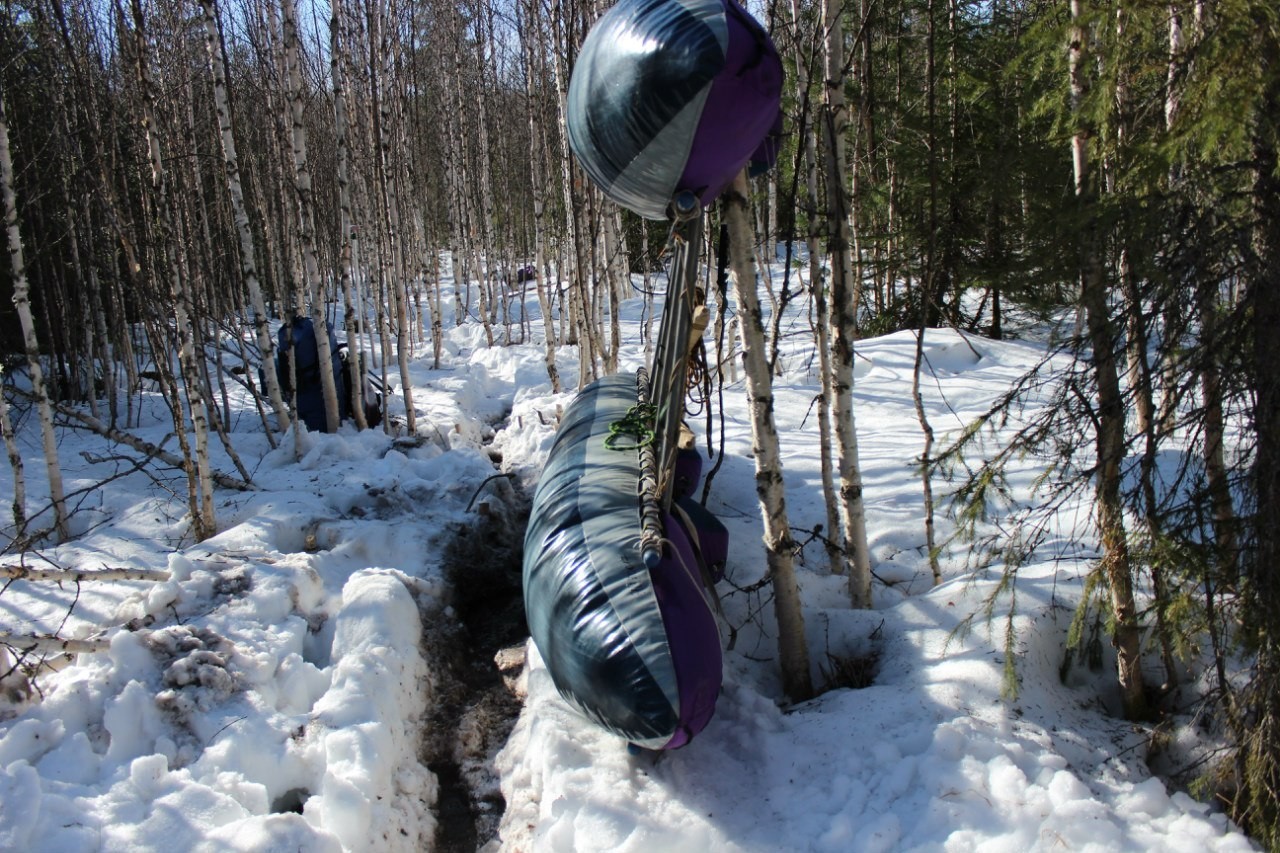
522,373,726,750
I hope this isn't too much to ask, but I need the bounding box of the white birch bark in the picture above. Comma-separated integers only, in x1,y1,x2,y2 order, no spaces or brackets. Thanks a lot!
395,110,420,426
0,565,170,582
369,0,416,432
910,327,941,585
475,6,504,342
42,393,253,491
282,0,341,434
605,207,628,373
822,0,874,607
724,172,812,702
0,85,68,541
787,0,843,576
0,633,111,656
522,0,561,391
330,0,367,429
550,0,592,384
0,363,25,537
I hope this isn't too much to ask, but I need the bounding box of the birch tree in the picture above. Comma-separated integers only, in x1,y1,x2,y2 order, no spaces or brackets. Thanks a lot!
779,0,843,576
330,0,369,429
367,0,416,433
521,0,561,392
821,0,874,607
0,363,24,539
724,171,812,702
282,0,342,434
0,83,68,542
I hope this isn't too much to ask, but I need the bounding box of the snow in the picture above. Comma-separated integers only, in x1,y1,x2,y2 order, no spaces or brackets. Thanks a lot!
0,261,1257,852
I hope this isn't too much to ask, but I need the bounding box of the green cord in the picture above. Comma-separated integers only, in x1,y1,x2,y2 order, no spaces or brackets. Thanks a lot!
604,403,657,450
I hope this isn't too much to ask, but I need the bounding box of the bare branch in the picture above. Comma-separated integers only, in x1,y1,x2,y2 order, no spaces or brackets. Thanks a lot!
14,388,255,492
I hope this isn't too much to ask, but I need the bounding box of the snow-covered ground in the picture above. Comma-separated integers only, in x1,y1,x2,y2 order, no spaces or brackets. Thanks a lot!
0,260,1256,852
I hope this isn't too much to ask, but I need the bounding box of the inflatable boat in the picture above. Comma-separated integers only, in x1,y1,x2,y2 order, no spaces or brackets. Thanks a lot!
522,373,727,749
522,0,779,750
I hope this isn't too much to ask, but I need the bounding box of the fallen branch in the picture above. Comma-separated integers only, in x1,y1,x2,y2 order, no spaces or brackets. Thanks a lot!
20,390,256,492
0,564,170,583
0,631,111,655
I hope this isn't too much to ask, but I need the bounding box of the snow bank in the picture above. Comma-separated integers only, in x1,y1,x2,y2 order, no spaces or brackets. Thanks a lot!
492,318,1257,852
0,319,512,852
496,577,1254,852
0,558,438,852
307,570,436,851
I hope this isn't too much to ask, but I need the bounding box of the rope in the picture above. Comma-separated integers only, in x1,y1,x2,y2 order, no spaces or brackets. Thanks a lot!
635,369,665,568
685,339,709,416
604,403,657,450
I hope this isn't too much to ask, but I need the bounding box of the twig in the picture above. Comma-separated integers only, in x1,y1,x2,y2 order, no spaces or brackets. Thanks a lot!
723,571,774,595
465,472,516,512
205,715,248,746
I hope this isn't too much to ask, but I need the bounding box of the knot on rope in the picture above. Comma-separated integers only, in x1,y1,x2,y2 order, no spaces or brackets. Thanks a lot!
604,403,658,451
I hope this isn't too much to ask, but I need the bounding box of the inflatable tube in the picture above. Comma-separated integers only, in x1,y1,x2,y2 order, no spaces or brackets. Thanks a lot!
523,373,722,749
566,0,783,220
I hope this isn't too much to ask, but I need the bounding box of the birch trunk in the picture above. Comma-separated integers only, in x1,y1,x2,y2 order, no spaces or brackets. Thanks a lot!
522,0,561,391
282,0,342,434
0,87,50,537
0,633,111,656
911,326,941,585
724,171,812,702
0,86,67,541
0,363,26,537
550,0,592,384
42,392,253,491
330,0,367,429
787,0,842,576
475,6,505,342
369,0,416,432
602,208,626,374
0,565,170,582
822,0,874,606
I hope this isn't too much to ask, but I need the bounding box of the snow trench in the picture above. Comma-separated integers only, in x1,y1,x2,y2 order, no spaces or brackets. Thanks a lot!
0,356,539,851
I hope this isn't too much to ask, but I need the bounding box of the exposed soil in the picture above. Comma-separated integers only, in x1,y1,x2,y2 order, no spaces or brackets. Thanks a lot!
422,474,530,852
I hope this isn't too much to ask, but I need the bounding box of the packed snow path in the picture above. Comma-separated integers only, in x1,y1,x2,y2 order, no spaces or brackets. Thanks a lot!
0,322,533,851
